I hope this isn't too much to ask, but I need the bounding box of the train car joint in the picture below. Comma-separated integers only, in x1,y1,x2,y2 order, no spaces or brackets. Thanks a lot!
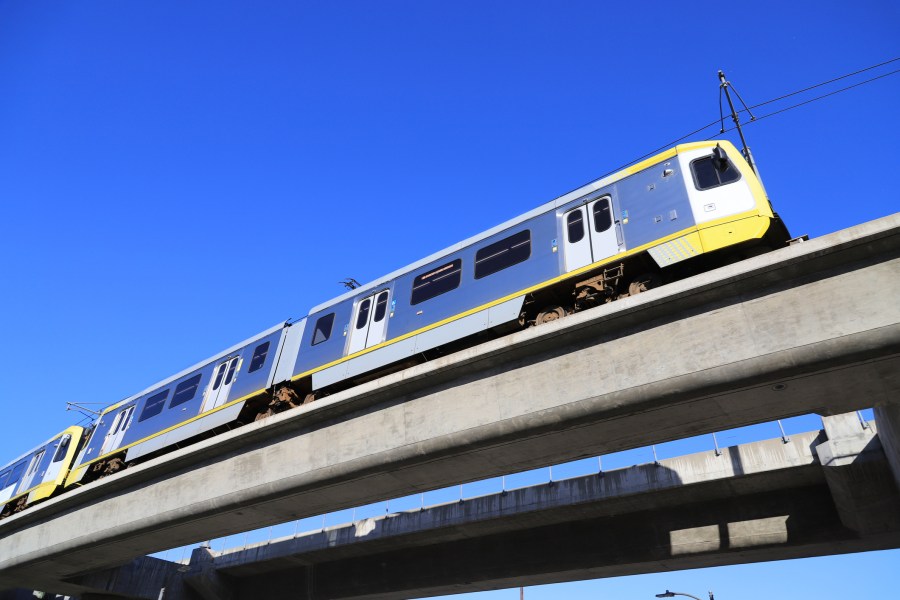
254,387,304,421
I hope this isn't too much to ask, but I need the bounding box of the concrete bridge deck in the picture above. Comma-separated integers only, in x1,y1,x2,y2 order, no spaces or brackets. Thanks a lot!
1,213,898,595
54,413,900,599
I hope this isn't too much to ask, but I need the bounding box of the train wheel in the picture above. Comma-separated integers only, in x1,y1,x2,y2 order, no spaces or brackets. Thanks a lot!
628,273,661,296
534,305,568,325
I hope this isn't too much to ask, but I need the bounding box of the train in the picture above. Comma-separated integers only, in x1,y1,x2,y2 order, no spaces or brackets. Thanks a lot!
0,140,791,518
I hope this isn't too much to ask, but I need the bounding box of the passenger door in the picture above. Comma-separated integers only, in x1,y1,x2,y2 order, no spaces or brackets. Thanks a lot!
202,356,241,412
563,196,621,272
587,197,620,262
19,449,45,492
346,290,391,355
99,405,135,456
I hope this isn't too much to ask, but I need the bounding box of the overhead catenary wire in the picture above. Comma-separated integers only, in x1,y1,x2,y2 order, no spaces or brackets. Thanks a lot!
710,67,900,138
745,56,900,111
591,57,900,183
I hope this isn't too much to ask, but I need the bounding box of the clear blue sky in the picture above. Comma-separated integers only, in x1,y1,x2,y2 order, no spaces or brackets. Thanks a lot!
1,1,899,598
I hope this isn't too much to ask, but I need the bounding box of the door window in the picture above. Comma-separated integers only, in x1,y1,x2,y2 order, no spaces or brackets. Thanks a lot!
355,298,372,329
373,291,389,322
592,198,612,232
566,211,585,243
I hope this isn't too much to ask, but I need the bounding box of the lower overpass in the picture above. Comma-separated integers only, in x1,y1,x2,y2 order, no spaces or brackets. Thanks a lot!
50,411,900,599
1,213,899,595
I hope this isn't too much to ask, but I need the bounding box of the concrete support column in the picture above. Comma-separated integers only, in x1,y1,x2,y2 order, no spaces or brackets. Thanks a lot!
183,547,236,600
816,412,900,534
874,402,900,493
65,555,181,600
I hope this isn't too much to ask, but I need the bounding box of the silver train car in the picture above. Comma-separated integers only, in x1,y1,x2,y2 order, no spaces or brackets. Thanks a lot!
1,140,790,516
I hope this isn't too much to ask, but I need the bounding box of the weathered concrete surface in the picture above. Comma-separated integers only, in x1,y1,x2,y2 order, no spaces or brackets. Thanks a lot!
0,556,183,600
874,403,900,492
1,214,899,594
70,423,900,600
816,413,899,535
69,556,183,600
182,547,236,600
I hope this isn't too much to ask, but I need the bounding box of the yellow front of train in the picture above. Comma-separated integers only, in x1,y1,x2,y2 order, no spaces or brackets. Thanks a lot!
675,140,783,255
613,140,787,271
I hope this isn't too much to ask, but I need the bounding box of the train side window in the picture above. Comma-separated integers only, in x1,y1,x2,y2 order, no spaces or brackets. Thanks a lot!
8,462,26,485
690,155,741,190
373,291,389,322
355,298,372,329
566,211,585,243
170,374,203,408
593,199,612,232
475,230,531,279
411,259,462,305
248,342,271,373
312,313,335,345
52,435,72,462
0,471,9,490
139,390,170,422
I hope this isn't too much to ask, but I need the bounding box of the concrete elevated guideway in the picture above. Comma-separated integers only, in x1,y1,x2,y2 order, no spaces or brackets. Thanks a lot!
69,413,900,600
1,213,899,595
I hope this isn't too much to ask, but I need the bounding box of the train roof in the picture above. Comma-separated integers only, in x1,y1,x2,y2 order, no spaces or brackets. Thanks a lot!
308,140,723,315
98,321,288,416
0,426,81,472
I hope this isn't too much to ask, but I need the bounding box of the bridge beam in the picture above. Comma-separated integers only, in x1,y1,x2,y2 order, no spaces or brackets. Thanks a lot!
1,215,899,594
158,422,900,600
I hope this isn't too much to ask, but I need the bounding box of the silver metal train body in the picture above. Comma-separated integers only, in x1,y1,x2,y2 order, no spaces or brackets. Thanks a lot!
0,141,790,516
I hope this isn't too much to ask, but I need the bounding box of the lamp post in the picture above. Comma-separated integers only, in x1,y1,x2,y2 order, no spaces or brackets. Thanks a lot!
655,591,715,600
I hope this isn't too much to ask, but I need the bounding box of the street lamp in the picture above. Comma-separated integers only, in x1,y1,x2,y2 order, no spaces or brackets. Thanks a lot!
655,591,714,600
